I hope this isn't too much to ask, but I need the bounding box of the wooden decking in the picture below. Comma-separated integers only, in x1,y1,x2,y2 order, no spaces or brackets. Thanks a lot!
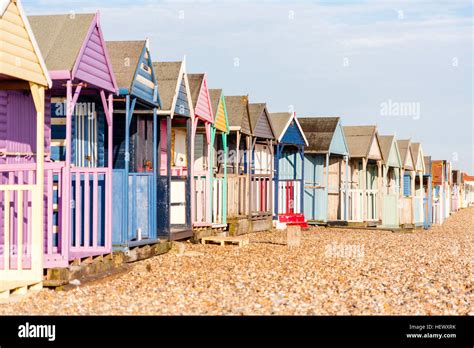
0,281,43,301
201,235,249,247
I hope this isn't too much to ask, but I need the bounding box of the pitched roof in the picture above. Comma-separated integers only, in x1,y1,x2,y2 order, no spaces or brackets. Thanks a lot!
187,73,204,108
224,95,251,134
269,112,292,140
411,142,422,166
153,61,182,111
29,13,95,71
397,139,411,165
299,117,339,153
378,135,395,164
106,40,145,90
0,0,51,87
209,89,222,116
249,103,274,139
248,103,266,131
342,125,377,158
424,156,432,174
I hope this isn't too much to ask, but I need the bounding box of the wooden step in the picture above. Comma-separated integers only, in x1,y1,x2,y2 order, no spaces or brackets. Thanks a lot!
201,235,249,247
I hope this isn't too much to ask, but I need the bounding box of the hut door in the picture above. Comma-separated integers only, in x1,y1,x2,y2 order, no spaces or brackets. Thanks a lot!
327,157,341,221
172,129,187,170
366,164,377,220
303,155,326,221
194,133,207,172
73,102,98,168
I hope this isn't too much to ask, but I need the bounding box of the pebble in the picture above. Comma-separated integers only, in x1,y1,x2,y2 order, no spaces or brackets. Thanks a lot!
0,208,472,315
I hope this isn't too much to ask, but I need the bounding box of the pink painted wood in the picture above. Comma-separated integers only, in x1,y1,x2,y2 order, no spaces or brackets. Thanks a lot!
72,12,117,94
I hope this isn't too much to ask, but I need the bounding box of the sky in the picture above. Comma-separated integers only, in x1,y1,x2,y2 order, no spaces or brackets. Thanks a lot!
23,0,473,173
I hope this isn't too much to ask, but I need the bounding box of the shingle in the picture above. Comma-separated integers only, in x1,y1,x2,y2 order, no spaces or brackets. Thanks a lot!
342,125,377,158
29,14,95,71
187,73,204,108
299,117,339,153
224,95,251,135
106,40,145,90
153,61,182,111
269,112,292,140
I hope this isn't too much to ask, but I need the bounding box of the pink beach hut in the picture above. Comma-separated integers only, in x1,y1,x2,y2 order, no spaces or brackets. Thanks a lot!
29,12,117,268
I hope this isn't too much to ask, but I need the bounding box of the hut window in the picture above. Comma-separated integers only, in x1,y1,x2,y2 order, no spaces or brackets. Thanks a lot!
130,116,153,173
141,63,152,75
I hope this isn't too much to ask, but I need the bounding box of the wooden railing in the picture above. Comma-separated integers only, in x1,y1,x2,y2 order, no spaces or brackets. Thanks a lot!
227,175,248,218
348,189,363,222
192,174,210,226
251,175,272,217
212,176,226,225
366,189,378,221
0,164,42,284
276,179,301,215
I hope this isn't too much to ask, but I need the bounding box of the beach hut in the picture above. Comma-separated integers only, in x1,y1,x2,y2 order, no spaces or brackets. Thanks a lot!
270,112,308,227
397,140,423,228
432,160,451,224
188,73,213,230
451,170,462,212
342,126,382,225
462,173,474,207
248,103,276,232
209,89,229,228
378,136,402,228
29,12,117,267
299,117,349,225
423,156,433,229
153,61,193,240
106,40,160,250
0,0,51,294
224,95,252,235
410,142,425,227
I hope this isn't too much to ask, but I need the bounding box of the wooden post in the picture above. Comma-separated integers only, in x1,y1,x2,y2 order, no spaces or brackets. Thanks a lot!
124,95,130,244
300,145,305,216
30,83,45,277
362,158,367,222
377,160,382,221
325,153,329,222
344,155,349,221
246,135,252,217
274,144,281,217
106,93,114,250
209,127,216,224
222,132,228,225
63,80,73,262
167,116,172,236
152,107,158,236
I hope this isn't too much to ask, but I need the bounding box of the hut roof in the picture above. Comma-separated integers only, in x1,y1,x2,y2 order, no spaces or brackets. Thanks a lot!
269,112,292,140
106,40,145,90
299,117,339,153
342,125,377,158
187,73,204,108
248,103,265,130
411,142,422,165
29,13,95,71
153,61,182,111
224,95,251,135
397,139,411,164
0,0,51,86
378,135,395,164
424,156,432,174
209,89,222,116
